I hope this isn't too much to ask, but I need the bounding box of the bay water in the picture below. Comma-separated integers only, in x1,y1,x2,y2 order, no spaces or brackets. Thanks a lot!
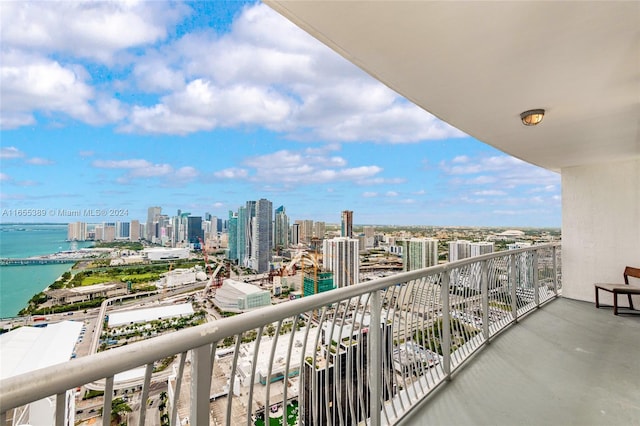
0,224,93,318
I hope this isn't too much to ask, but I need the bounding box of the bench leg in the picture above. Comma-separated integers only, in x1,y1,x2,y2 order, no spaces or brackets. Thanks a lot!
628,294,635,310
614,293,618,315
595,287,600,308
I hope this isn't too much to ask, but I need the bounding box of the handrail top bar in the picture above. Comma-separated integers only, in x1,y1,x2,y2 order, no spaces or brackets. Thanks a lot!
0,242,559,411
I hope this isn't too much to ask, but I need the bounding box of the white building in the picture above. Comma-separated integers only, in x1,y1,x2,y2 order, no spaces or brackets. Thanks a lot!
144,247,190,261
448,240,471,262
470,242,495,257
0,321,83,426
213,279,272,313
402,238,439,271
323,237,360,288
107,303,195,328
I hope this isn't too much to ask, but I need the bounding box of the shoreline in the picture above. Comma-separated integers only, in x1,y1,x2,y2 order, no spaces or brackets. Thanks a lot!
0,249,100,320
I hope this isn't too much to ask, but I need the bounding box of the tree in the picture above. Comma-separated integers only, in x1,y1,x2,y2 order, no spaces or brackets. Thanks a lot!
110,397,132,425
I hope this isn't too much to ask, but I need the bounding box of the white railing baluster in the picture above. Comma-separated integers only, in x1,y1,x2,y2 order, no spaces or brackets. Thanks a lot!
481,260,489,343
369,290,382,426
171,351,187,426
137,362,153,426
553,245,559,296
441,270,451,379
510,254,518,323
103,376,114,426
246,327,263,426
533,250,540,308
191,344,212,426
55,391,65,426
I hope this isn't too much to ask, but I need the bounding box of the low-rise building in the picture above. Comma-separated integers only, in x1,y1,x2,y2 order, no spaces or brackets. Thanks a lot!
213,279,271,313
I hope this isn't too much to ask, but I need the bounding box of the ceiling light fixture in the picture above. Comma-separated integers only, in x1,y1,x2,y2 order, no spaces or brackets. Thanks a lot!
520,109,545,126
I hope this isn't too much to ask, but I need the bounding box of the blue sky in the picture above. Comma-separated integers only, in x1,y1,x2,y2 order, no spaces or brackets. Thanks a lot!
0,1,561,227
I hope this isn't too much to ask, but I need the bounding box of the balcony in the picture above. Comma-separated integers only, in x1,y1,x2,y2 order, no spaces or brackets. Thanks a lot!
0,243,576,426
402,297,640,426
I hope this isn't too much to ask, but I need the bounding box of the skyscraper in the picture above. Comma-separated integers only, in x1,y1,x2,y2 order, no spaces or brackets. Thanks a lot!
341,210,353,238
116,221,130,240
236,206,247,265
227,211,238,261
67,222,87,241
470,242,494,257
249,198,273,273
323,237,359,288
290,223,300,246
187,216,204,246
274,205,289,252
130,220,140,241
146,206,161,242
449,240,471,262
363,225,375,249
313,221,326,240
244,201,256,268
402,238,439,271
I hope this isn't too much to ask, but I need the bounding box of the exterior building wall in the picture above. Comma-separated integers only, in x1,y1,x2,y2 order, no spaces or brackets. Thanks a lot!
130,220,140,241
274,206,289,251
448,240,471,262
323,237,359,288
251,198,273,273
341,210,353,238
402,238,438,271
562,159,640,303
470,242,494,257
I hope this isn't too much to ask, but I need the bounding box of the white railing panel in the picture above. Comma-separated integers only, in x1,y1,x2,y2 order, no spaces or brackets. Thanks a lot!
0,243,560,426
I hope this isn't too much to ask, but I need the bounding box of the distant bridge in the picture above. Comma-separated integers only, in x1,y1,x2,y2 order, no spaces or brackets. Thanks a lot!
0,258,78,266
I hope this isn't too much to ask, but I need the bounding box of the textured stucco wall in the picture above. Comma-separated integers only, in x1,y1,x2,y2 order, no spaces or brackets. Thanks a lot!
561,159,640,303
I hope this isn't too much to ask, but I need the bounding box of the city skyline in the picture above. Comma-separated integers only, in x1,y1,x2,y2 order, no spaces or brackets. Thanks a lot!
0,1,561,227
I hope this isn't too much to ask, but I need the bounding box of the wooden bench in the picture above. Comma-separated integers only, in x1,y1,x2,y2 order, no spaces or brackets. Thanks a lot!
595,266,640,315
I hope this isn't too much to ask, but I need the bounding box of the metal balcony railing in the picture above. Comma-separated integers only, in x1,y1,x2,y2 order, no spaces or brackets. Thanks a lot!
0,243,561,426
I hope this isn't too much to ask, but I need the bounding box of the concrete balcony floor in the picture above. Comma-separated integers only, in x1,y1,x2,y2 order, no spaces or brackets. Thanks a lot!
400,298,640,426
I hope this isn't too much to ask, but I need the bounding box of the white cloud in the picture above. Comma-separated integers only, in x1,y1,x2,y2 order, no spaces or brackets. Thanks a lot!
92,158,198,184
0,50,126,128
237,148,388,186
26,157,54,165
363,192,378,198
0,147,25,159
473,190,506,196
214,168,249,179
438,153,561,211
385,191,399,197
1,2,469,141
1,1,188,63
120,4,465,141
122,80,292,135
0,173,11,181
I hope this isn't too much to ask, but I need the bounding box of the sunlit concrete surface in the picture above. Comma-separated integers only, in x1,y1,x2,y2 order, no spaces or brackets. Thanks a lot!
401,298,640,426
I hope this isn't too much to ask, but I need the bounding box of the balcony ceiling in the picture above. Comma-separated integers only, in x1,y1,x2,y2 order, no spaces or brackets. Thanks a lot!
264,1,639,172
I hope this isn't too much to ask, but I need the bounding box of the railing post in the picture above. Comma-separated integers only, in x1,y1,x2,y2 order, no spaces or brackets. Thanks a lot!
533,250,540,308
138,363,154,426
369,290,382,426
552,245,558,296
481,260,489,342
55,391,65,426
191,344,212,426
441,270,451,378
103,376,114,426
510,254,518,323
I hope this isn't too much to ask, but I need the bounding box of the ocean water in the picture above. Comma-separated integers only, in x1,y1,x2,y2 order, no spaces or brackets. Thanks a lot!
0,224,93,318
